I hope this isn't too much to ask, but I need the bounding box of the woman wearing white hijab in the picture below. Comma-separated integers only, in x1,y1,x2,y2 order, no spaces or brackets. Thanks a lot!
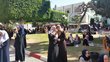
0,24,10,62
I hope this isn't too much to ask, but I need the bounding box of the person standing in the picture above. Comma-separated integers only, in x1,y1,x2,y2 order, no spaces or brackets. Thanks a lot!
0,24,10,62
14,20,26,62
56,25,67,62
47,25,58,62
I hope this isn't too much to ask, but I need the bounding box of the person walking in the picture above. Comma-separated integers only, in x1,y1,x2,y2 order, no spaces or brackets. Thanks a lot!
0,24,10,62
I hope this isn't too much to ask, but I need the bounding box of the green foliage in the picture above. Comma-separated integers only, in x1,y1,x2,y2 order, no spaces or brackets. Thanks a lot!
50,10,67,22
38,1,50,17
92,0,110,17
0,0,9,22
0,0,68,24
8,0,43,21
72,15,80,23
34,0,51,21
0,0,50,22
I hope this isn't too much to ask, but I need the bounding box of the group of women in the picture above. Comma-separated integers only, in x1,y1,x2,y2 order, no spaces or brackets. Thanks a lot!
47,25,109,62
47,25,67,62
0,22,109,62
66,33,81,47
0,20,26,62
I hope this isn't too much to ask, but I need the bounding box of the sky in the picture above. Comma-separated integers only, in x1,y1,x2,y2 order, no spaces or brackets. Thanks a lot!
50,0,91,8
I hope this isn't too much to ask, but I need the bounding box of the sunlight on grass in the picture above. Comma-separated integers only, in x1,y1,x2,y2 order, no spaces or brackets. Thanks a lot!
26,34,49,43
26,33,103,62
68,57,78,61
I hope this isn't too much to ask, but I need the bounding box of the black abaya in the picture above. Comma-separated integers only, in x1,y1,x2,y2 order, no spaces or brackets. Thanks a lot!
14,25,25,61
57,32,67,62
47,33,57,62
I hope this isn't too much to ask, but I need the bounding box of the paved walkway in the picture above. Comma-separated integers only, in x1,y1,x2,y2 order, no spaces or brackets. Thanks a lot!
10,46,43,62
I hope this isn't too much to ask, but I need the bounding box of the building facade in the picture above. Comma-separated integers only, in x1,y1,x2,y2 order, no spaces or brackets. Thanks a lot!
55,2,95,25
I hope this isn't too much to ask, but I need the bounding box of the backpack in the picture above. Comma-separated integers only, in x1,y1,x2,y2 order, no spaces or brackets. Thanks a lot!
106,36,110,47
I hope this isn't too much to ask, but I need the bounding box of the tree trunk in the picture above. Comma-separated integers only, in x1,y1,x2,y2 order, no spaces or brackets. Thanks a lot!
76,7,88,32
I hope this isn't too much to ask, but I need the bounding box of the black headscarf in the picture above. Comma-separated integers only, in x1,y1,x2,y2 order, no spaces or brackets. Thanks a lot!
98,54,105,62
80,49,90,61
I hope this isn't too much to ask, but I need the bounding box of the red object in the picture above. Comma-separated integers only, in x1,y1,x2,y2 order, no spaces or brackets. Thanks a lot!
30,53,41,59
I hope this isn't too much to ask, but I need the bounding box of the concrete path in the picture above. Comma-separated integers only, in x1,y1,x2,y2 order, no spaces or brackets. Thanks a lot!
10,46,43,62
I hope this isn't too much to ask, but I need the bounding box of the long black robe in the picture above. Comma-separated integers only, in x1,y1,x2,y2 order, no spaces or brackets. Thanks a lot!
14,25,25,61
57,32,67,62
24,29,27,48
48,32,67,62
47,33,57,62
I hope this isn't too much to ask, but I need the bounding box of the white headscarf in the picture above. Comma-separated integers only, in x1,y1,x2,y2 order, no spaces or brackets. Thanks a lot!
48,25,56,34
0,30,9,43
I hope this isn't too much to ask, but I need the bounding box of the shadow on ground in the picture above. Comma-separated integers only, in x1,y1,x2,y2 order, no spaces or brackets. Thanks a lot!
27,41,48,54
9,35,103,62
26,39,102,62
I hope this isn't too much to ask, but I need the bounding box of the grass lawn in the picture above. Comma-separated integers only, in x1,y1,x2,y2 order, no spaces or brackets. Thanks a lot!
26,33,103,62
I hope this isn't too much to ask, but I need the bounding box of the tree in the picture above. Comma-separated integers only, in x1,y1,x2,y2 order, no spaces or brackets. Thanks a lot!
91,0,110,18
72,15,81,23
8,0,43,21
0,0,9,22
53,5,57,10
50,10,67,22
37,0,50,21
0,0,51,22
75,2,91,31
0,0,68,23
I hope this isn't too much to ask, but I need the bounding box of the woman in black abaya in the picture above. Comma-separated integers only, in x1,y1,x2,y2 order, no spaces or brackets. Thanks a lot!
47,25,57,62
14,23,26,62
56,25,67,62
